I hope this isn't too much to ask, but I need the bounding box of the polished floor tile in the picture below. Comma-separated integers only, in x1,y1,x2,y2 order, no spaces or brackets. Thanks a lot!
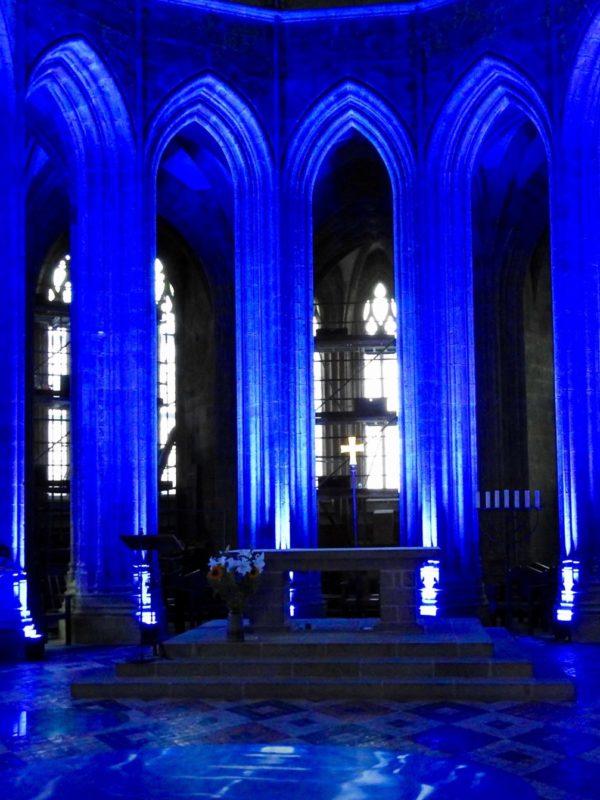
2,742,540,799
1,636,599,799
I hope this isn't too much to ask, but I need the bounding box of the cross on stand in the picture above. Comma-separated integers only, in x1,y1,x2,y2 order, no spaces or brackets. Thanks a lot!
341,436,364,546
340,436,365,466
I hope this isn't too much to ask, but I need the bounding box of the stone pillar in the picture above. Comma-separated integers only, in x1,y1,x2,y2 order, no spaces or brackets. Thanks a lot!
26,41,155,644
0,6,31,657
423,159,484,617
68,154,150,645
554,98,600,641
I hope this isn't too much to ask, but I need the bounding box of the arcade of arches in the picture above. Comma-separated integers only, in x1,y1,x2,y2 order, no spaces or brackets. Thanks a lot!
2,0,600,646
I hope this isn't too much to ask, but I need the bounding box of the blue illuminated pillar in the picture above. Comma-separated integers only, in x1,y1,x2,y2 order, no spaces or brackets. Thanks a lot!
423,174,483,616
68,168,152,643
233,141,279,551
556,52,600,639
0,7,35,656
260,181,287,552
424,62,512,616
279,191,317,550
422,175,483,616
425,58,556,616
549,201,591,635
278,178,325,615
26,41,152,643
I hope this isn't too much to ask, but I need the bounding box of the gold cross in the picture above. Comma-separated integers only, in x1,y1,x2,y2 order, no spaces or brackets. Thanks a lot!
340,436,364,466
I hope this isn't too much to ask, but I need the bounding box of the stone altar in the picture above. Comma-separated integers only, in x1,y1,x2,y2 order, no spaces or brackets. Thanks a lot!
249,547,440,631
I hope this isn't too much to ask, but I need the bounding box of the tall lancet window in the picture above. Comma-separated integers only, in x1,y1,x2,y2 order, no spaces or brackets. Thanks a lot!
30,251,72,625
155,258,177,496
34,254,72,495
363,282,399,490
313,302,324,483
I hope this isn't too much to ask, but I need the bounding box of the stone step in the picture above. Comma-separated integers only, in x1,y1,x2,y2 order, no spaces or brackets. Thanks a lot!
116,655,532,680
70,620,574,703
72,672,574,702
163,638,494,660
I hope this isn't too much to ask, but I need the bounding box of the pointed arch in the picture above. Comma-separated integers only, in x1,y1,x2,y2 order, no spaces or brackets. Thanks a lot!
283,80,419,548
147,74,273,200
426,56,554,608
27,37,134,181
286,79,416,207
430,56,551,184
146,74,277,548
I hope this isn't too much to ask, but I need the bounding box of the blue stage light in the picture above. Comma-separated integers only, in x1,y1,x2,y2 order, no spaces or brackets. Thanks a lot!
419,559,440,618
555,559,579,625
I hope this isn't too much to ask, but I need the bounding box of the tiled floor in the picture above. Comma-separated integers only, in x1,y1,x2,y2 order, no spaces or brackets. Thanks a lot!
1,634,599,799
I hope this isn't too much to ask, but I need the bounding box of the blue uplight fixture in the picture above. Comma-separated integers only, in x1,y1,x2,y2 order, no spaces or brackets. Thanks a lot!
288,571,296,618
134,559,158,628
555,559,580,624
11,568,44,659
15,575,42,640
419,559,441,618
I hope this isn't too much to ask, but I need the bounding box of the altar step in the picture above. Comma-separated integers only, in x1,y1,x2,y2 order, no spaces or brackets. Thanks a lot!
71,619,575,702
115,655,532,680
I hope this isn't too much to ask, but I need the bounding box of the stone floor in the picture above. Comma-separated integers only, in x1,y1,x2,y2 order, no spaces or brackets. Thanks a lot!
1,633,599,799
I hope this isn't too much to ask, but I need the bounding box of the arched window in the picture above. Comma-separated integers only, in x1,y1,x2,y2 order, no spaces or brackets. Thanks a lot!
313,301,324,482
363,281,397,337
34,254,71,496
155,258,177,496
30,251,72,628
362,282,399,490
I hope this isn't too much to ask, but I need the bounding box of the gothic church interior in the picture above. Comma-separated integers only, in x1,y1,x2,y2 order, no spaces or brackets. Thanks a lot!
1,0,600,648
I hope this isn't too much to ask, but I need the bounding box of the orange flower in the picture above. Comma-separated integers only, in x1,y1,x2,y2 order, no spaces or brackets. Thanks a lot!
249,567,260,579
208,565,224,581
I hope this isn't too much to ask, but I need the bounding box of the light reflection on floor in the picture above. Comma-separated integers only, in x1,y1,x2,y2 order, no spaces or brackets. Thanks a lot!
2,742,538,799
1,636,600,799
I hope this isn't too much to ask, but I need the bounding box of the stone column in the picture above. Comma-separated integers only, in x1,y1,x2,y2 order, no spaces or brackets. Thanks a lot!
555,73,600,641
26,41,154,644
0,5,31,657
67,153,152,644
423,160,484,617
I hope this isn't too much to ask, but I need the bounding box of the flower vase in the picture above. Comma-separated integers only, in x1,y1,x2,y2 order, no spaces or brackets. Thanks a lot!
227,609,244,642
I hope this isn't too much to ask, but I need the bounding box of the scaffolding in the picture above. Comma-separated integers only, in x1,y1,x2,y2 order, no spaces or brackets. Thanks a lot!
314,297,400,548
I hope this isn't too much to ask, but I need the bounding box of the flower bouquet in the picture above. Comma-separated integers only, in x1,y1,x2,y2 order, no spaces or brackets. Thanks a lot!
207,548,265,640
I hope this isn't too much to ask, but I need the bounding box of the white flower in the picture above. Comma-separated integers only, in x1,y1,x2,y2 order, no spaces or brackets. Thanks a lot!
208,548,265,577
